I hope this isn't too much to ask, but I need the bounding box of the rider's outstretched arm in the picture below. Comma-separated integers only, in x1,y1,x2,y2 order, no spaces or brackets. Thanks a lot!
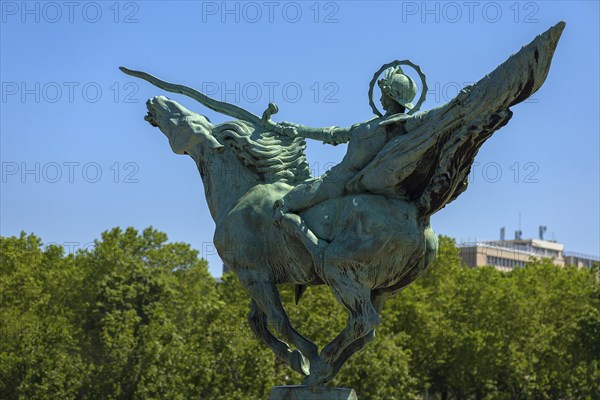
283,123,352,145
300,126,351,146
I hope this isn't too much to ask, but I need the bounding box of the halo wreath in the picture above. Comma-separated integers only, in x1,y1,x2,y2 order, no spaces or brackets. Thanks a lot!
369,60,427,117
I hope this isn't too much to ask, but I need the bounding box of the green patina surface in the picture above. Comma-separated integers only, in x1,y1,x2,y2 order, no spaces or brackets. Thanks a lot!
121,21,564,398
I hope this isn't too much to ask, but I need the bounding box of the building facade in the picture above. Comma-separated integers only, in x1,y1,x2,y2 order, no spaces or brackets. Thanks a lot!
459,238,599,271
564,252,600,269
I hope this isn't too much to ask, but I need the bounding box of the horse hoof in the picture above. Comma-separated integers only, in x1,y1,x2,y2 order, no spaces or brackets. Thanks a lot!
290,350,310,376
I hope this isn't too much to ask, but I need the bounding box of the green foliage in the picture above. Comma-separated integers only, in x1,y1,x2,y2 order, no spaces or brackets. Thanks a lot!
1,230,598,399
382,238,599,399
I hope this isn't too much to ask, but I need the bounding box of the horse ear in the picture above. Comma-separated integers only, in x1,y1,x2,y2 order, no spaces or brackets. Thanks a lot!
206,137,225,152
210,142,225,152
196,129,225,153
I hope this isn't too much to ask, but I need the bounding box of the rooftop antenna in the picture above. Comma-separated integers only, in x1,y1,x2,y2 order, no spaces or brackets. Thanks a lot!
500,227,505,241
539,225,547,240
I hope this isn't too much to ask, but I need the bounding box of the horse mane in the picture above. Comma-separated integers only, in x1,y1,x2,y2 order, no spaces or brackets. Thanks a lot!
212,119,312,184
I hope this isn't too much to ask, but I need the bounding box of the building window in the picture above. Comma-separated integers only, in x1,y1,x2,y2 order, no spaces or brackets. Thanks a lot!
487,256,525,269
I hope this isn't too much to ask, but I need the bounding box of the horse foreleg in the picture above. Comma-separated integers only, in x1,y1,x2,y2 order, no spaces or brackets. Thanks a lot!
238,271,319,369
248,300,310,375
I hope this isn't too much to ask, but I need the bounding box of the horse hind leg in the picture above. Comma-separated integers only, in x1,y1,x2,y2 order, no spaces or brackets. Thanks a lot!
323,267,431,382
304,265,381,386
248,300,309,376
325,291,392,383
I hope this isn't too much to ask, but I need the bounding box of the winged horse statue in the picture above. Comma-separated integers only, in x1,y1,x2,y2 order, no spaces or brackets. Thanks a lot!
120,22,564,394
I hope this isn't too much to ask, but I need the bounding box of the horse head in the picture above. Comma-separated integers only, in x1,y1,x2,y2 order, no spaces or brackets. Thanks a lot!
145,95,224,156
144,96,269,224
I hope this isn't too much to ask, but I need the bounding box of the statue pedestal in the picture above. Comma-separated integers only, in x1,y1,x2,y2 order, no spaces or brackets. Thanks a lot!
269,385,358,400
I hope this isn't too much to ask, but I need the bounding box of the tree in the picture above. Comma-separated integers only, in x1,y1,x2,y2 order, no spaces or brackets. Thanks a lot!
1,230,597,399
0,233,88,400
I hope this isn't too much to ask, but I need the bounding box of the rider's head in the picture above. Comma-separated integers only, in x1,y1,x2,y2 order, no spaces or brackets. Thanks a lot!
378,66,418,114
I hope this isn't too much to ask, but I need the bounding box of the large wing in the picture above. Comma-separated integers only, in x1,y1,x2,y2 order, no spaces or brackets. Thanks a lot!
346,22,565,218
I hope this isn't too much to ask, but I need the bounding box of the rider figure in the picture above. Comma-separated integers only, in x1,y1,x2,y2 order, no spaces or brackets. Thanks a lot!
274,66,418,254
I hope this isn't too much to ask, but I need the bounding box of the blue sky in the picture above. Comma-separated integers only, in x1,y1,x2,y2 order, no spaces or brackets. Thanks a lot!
1,1,598,276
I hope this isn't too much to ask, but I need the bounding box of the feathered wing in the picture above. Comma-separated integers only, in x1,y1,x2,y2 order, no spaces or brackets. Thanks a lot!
346,21,565,218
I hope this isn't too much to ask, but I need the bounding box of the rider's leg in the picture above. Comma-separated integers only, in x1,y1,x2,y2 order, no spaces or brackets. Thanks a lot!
273,177,327,220
274,168,352,219
274,169,353,272
274,173,348,253
277,213,329,263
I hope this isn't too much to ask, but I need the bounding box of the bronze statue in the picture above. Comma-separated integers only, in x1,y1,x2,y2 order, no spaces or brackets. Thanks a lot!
121,21,564,399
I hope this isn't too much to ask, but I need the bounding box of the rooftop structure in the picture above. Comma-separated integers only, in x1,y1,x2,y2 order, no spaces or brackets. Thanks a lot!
459,227,599,271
